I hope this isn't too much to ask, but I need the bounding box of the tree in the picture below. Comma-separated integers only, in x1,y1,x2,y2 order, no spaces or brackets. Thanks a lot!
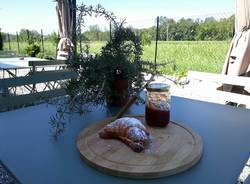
159,17,176,41
29,30,40,42
227,15,235,38
19,29,29,42
141,32,152,46
195,16,234,41
172,18,198,41
46,32,59,45
83,25,102,41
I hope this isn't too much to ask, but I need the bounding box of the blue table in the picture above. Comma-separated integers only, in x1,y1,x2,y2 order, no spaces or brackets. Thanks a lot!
0,96,249,184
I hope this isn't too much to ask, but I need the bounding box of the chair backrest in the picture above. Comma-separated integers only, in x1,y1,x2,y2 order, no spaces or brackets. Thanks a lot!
187,71,250,87
28,60,67,67
186,70,250,106
0,60,78,111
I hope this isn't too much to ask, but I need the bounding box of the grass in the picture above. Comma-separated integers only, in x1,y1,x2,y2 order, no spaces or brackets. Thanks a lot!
3,40,231,76
143,41,230,76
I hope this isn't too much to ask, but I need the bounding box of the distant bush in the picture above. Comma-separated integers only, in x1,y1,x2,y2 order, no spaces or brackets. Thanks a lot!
141,32,152,46
36,52,44,59
25,42,40,57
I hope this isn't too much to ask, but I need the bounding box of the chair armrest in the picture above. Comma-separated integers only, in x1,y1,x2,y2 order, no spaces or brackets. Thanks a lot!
188,71,250,87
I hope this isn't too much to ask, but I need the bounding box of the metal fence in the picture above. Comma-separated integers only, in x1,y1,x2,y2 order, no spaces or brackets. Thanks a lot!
1,29,58,59
1,12,234,75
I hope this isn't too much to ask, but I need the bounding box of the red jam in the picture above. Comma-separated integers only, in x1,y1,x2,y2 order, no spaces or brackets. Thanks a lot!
145,104,170,127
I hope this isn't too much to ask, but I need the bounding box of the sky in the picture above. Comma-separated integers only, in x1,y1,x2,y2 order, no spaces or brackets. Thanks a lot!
0,0,235,34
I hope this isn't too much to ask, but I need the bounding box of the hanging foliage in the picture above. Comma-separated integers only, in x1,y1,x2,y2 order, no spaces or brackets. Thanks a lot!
49,4,145,139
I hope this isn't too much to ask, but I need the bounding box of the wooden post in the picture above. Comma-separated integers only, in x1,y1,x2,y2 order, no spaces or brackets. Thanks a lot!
7,33,11,50
16,31,20,54
154,16,159,73
40,29,45,55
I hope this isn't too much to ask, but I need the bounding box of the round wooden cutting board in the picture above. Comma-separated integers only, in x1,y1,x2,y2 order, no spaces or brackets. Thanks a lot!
76,115,203,179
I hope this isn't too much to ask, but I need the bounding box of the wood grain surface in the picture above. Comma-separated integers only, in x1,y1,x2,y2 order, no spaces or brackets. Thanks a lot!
76,115,203,179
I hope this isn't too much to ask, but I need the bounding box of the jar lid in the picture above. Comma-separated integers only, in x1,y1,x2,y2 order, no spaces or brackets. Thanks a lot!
146,83,170,92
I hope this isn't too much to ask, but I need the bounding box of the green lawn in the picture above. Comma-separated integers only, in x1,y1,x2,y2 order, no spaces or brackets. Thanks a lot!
3,40,231,76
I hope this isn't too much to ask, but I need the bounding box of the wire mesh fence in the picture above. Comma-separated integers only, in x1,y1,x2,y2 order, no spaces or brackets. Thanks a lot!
1,11,234,76
131,12,234,75
1,30,58,59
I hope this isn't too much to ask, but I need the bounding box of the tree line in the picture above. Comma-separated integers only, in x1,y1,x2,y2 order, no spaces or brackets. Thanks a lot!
81,15,234,42
135,15,234,42
1,15,234,45
79,15,235,42
1,29,59,44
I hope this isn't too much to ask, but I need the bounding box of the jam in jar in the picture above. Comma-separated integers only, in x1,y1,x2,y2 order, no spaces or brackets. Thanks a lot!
145,83,170,127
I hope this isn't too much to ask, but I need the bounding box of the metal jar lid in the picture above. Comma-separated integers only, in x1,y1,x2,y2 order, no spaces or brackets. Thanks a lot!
146,83,170,92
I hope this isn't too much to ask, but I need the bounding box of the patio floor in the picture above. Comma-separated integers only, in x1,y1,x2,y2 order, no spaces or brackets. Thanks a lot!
148,74,250,109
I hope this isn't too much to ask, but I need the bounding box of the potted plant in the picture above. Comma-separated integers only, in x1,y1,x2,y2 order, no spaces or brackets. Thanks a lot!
99,25,144,106
67,24,144,107
49,4,145,139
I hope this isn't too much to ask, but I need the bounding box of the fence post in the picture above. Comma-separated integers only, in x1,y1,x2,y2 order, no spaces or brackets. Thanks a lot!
26,30,30,45
16,31,20,54
7,33,11,51
30,31,33,44
55,32,60,59
154,16,159,73
0,28,3,51
110,22,112,41
40,29,45,55
167,24,169,41
79,29,83,54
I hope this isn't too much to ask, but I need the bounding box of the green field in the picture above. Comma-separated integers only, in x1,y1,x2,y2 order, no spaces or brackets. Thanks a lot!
3,40,230,76
143,41,230,75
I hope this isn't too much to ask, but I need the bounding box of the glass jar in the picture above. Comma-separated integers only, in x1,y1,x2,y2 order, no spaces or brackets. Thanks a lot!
145,83,171,127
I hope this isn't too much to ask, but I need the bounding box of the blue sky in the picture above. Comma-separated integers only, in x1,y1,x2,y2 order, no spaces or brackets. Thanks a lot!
0,0,235,34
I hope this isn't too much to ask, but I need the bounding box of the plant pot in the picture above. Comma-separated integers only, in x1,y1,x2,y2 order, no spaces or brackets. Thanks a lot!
107,78,129,107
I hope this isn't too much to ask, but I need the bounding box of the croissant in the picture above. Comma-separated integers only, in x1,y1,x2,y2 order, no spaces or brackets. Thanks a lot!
99,117,150,152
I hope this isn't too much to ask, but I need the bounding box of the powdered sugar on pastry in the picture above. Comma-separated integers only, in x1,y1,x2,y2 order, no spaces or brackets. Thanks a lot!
99,117,150,152
127,127,148,141
106,117,146,130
